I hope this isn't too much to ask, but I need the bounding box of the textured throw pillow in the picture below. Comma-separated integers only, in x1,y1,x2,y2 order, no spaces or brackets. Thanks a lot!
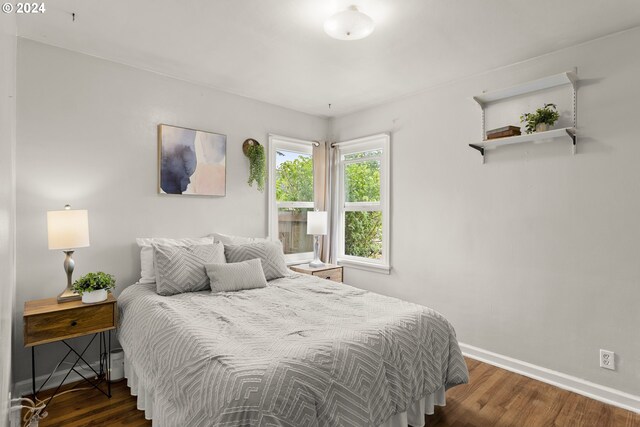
206,258,267,293
153,242,225,296
210,233,268,246
136,237,214,284
224,241,289,281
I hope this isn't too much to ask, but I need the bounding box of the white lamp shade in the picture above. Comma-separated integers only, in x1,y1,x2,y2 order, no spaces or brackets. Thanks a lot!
47,209,90,250
324,6,375,41
307,211,328,236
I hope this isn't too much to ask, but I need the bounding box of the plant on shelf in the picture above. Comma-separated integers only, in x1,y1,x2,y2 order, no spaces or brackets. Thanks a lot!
520,103,560,134
72,272,115,303
247,143,266,192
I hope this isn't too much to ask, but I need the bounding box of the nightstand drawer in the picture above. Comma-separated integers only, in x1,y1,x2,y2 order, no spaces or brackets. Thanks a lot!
312,268,343,283
24,303,116,347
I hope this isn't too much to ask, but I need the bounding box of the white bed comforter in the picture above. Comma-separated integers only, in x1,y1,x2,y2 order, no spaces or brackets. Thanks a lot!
118,274,468,426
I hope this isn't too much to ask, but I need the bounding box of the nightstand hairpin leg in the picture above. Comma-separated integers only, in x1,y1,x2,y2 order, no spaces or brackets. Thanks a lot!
34,334,98,414
31,347,35,397
97,330,112,397
99,330,103,375
30,332,112,414
108,330,111,397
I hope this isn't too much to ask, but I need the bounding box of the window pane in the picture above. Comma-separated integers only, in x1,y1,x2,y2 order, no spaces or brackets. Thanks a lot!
345,160,380,202
276,150,313,202
344,149,382,161
278,207,314,254
345,211,382,259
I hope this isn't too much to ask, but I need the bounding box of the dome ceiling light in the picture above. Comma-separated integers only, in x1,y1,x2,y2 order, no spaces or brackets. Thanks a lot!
324,5,375,41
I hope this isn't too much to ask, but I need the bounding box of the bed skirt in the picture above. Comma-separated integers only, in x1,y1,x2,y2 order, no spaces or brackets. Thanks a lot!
125,356,446,427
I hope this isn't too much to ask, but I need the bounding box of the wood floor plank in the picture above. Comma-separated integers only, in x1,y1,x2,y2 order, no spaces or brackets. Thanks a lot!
24,358,640,426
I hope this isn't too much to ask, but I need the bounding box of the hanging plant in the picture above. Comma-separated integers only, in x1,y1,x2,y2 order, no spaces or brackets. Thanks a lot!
520,103,560,134
246,142,265,192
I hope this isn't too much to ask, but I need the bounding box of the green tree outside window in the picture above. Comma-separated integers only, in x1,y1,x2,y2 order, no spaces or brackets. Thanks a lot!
275,152,382,259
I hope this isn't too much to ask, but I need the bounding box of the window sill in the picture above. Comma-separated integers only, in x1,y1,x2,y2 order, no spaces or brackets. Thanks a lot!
286,260,313,267
284,252,314,266
285,258,313,266
337,258,391,274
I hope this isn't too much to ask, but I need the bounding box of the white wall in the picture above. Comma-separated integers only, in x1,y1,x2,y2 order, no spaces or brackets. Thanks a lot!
331,28,640,396
13,39,328,384
0,13,17,427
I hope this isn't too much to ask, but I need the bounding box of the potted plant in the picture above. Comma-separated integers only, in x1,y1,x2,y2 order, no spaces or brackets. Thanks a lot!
246,143,265,192
72,272,116,303
520,103,560,134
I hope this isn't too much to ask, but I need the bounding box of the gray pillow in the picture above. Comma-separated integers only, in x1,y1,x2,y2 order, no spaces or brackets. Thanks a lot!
205,258,267,293
153,242,225,296
224,241,289,281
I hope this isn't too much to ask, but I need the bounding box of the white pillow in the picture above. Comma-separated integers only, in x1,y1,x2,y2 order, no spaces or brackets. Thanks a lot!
136,237,214,284
205,258,267,293
209,232,268,246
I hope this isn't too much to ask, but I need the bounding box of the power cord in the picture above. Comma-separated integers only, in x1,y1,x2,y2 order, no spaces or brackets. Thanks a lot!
12,396,45,426
20,349,119,426
19,356,106,426
20,387,93,426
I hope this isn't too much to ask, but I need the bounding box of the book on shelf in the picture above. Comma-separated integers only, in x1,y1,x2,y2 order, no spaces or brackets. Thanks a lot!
486,125,521,140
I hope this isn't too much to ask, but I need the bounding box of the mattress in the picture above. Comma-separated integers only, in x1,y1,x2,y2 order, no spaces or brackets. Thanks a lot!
118,274,468,426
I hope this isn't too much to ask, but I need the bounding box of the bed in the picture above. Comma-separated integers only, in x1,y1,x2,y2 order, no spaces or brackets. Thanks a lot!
118,273,468,427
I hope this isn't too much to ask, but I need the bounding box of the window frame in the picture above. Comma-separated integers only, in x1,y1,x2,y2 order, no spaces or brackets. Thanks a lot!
335,133,390,274
268,134,316,264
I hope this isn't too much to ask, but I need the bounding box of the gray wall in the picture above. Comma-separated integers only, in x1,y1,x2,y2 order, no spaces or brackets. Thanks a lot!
13,39,328,384
0,13,16,427
330,27,640,396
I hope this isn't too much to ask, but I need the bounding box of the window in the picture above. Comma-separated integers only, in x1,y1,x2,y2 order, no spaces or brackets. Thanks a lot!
336,134,390,273
268,135,316,263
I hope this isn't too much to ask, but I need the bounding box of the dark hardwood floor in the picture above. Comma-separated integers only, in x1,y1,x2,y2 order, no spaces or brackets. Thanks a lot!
25,358,640,427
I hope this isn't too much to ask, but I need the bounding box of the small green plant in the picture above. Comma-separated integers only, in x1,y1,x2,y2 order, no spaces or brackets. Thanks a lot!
247,143,265,192
520,103,560,134
72,272,116,295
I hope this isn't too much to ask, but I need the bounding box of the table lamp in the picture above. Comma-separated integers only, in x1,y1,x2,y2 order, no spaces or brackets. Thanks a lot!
307,211,327,268
47,205,90,303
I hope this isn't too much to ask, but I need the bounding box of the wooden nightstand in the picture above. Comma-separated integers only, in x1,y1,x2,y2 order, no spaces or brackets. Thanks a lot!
24,293,117,408
290,263,343,283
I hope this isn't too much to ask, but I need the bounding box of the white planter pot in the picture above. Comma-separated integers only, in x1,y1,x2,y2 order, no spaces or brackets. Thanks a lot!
535,123,550,132
82,289,107,304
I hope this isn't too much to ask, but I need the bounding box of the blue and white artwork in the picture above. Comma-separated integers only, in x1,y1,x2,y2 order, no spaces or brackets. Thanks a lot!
158,124,226,196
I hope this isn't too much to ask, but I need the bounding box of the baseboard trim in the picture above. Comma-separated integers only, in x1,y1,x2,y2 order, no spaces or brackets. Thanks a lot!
13,360,100,398
459,343,640,414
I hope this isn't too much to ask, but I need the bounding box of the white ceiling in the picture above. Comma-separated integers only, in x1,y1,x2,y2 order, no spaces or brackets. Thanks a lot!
17,0,640,117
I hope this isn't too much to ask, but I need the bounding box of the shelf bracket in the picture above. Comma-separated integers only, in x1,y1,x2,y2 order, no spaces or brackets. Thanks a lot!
566,128,577,155
469,144,485,164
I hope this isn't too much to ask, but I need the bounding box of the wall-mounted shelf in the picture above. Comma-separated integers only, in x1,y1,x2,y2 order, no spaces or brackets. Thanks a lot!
469,127,576,162
473,71,577,106
471,70,578,163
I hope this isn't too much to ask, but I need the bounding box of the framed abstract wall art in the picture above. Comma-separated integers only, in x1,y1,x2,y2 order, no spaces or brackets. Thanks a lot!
158,124,226,196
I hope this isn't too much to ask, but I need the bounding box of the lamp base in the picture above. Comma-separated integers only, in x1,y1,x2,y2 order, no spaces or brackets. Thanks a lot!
57,287,81,303
309,260,326,268
309,235,325,268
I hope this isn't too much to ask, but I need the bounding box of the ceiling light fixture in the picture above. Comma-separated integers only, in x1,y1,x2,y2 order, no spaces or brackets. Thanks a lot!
324,5,375,41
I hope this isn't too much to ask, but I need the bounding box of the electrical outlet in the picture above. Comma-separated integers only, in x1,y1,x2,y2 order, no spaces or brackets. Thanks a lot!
600,349,615,370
